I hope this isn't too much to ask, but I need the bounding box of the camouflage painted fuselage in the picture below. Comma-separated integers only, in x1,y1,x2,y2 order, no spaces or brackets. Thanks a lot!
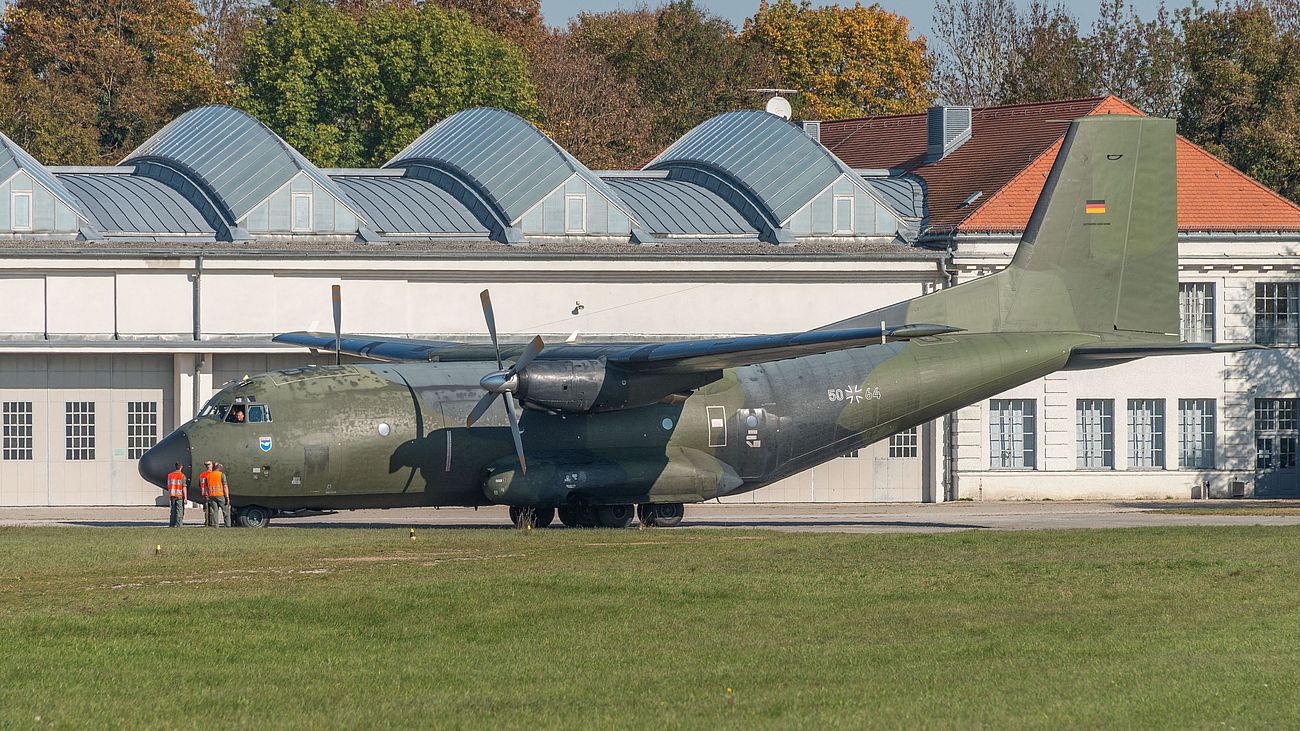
179,331,1093,510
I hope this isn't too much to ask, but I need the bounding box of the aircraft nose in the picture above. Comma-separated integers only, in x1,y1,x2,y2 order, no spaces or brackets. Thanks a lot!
139,429,192,488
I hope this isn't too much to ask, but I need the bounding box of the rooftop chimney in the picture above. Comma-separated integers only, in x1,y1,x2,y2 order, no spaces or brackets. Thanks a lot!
926,106,972,162
802,120,821,143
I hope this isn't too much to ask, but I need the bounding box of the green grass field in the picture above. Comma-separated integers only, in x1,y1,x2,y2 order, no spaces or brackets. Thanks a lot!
3,525,1300,730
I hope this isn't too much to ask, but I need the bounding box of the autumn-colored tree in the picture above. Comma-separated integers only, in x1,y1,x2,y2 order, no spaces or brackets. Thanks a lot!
1089,0,1184,117
529,31,653,169
996,2,1094,105
195,0,258,86
238,0,538,167
427,0,546,48
0,0,225,164
744,0,931,118
570,1,777,154
932,0,1019,106
1179,2,1300,203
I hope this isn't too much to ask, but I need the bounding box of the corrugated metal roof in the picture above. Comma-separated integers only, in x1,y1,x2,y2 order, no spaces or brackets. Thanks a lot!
123,105,362,224
332,175,489,236
59,172,215,236
648,110,860,224
604,177,755,237
386,107,634,226
0,133,89,221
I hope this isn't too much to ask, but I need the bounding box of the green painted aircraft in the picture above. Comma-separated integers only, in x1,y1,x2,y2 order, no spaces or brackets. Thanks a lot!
140,115,1254,528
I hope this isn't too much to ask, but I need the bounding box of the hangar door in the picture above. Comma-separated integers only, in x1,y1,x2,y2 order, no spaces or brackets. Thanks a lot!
0,354,173,506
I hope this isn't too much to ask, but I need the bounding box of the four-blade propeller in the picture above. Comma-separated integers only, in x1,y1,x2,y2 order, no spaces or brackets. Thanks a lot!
465,289,543,474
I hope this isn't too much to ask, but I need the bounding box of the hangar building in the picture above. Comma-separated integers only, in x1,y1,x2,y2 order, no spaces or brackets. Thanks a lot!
0,96,1297,506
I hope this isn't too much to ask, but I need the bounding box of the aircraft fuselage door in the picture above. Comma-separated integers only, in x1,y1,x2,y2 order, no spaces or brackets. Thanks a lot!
732,407,780,479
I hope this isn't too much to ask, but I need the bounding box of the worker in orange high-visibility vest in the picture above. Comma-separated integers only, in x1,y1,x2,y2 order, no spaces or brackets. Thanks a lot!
199,461,216,527
165,462,188,528
205,461,231,528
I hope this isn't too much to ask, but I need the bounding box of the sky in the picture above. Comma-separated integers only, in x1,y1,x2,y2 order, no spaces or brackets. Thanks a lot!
538,0,1194,37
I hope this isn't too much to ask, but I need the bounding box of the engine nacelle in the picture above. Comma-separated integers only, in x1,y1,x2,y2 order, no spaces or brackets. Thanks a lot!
515,360,716,414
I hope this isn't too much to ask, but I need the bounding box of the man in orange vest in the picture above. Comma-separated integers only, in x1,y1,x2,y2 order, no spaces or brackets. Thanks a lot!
203,460,231,528
166,462,188,528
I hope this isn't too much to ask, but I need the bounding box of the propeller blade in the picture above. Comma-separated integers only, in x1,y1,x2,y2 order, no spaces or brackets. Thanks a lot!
479,289,502,370
465,391,498,428
331,284,342,366
513,335,545,373
504,392,527,475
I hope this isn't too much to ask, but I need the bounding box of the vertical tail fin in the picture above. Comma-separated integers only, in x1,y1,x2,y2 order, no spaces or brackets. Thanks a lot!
828,115,1179,337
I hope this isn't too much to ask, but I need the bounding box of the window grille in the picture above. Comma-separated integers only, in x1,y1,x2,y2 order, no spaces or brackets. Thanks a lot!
65,401,95,461
1255,398,1298,469
1127,399,1166,468
126,401,158,459
1179,283,1215,342
1178,399,1216,469
2,401,33,460
1076,399,1114,469
990,399,1036,469
1255,283,1299,345
888,427,918,458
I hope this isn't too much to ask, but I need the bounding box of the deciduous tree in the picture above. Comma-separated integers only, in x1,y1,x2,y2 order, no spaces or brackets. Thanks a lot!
0,0,225,164
239,0,538,167
744,0,932,118
1179,2,1300,203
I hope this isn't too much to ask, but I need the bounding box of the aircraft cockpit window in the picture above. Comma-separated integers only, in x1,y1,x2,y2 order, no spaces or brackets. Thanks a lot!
246,404,272,423
225,404,248,423
213,404,231,421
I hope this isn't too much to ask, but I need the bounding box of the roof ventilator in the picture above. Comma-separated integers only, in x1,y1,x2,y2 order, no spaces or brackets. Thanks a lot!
926,106,973,162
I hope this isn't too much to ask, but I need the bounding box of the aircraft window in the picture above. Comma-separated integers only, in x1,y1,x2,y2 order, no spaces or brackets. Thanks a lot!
246,404,272,423
213,404,231,421
225,404,248,424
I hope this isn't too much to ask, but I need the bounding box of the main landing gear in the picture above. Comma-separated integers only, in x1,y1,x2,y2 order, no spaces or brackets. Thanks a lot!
521,503,686,529
234,505,273,529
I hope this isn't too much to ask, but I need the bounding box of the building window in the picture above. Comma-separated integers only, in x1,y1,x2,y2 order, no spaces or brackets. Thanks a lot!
565,195,586,233
126,401,158,459
2,401,33,460
888,427,918,458
1076,399,1114,469
1178,399,1216,469
833,196,854,234
1255,282,1299,345
1255,398,1298,469
291,193,312,232
990,399,1036,469
11,190,31,231
1127,399,1166,469
65,401,95,461
1179,283,1215,342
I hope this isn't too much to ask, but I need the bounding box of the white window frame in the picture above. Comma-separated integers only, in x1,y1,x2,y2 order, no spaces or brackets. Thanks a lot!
565,194,586,233
990,399,1036,470
833,195,854,234
888,427,918,458
1255,282,1299,346
126,401,159,460
11,190,32,231
1179,282,1215,343
1255,397,1298,470
2,401,33,461
1076,399,1115,469
1178,399,1216,469
291,193,313,232
64,401,95,461
1127,399,1166,469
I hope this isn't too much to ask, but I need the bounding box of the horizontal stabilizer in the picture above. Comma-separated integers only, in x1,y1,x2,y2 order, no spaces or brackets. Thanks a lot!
1068,342,1267,363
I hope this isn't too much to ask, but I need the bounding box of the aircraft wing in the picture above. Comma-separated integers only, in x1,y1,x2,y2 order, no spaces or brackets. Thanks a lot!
273,323,962,370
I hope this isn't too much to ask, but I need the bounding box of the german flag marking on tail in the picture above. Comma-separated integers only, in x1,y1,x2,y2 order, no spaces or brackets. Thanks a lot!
1085,199,1107,214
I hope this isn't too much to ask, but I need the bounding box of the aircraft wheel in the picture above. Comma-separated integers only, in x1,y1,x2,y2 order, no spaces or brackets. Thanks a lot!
509,506,556,529
235,505,272,529
557,506,586,528
595,504,635,529
639,502,684,527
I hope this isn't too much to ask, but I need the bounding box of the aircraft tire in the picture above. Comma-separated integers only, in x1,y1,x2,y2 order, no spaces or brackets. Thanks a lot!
640,502,684,527
557,506,586,528
235,505,272,529
508,506,556,529
595,504,635,528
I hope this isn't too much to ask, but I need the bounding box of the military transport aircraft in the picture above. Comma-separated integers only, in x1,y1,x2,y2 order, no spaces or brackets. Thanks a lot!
140,115,1253,528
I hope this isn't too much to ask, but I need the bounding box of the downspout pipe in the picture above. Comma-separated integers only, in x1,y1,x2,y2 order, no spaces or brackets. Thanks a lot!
192,256,203,341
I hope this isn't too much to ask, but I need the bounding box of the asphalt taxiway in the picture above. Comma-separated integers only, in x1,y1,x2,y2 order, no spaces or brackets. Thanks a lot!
3,501,1300,532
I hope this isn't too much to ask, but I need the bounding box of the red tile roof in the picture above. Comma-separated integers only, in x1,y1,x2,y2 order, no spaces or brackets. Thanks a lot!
819,95,1300,234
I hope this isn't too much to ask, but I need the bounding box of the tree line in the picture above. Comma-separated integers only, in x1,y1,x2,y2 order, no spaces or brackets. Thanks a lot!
0,0,1295,203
